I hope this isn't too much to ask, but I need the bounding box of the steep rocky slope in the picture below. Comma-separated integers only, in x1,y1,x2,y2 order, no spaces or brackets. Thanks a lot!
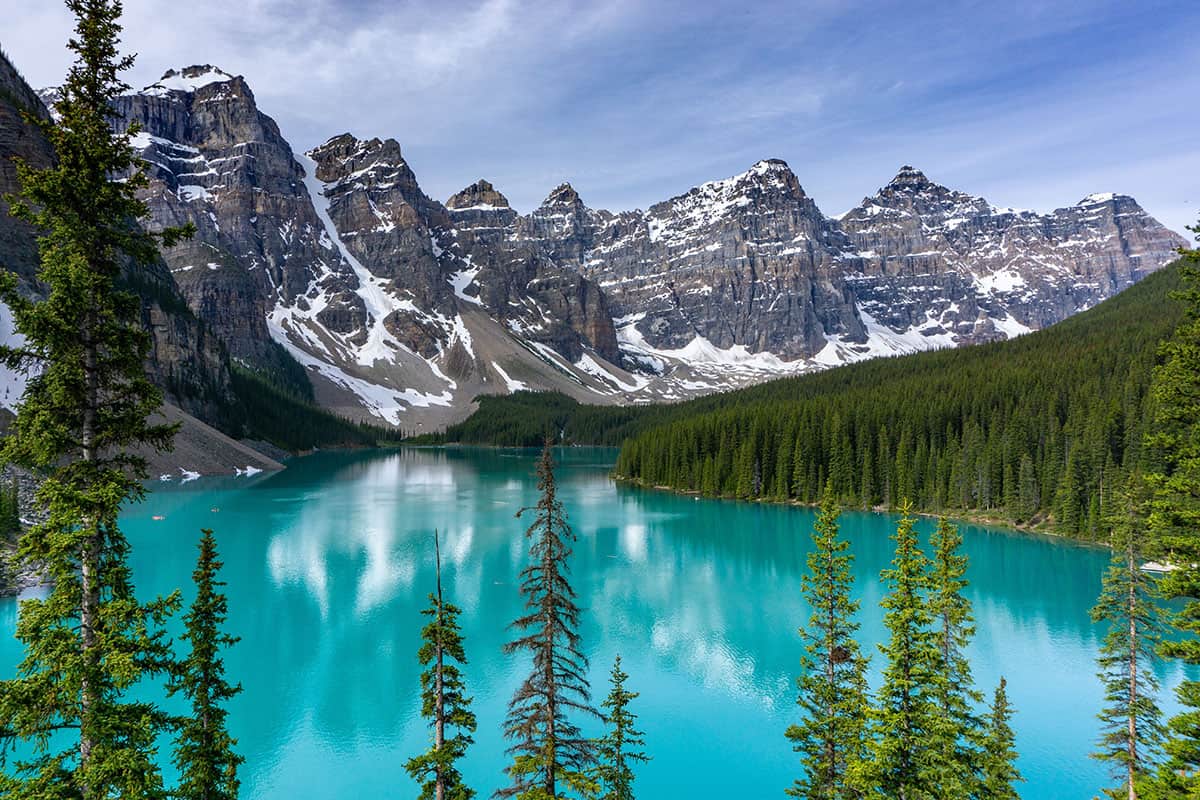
0,55,232,423
109,65,346,378
837,165,1180,343
7,60,1187,432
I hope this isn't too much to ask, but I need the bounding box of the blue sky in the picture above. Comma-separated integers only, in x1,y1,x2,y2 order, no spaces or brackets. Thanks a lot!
7,0,1199,235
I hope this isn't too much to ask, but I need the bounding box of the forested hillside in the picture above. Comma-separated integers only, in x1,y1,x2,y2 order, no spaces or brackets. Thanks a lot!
436,263,1189,537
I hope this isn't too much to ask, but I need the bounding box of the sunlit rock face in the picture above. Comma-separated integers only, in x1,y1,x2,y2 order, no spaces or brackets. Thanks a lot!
837,166,1185,342
2,56,233,421
109,66,358,375
33,61,1182,427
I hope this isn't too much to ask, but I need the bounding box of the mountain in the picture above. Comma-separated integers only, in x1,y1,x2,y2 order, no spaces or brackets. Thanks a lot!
837,165,1179,341
433,261,1190,541
1,56,403,465
108,65,338,380
1,57,233,424
13,62,1188,432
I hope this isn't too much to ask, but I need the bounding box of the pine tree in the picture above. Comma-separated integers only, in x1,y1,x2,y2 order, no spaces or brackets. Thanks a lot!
1144,217,1200,793
1017,455,1039,523
1091,481,1165,800
859,502,942,800
927,518,983,797
501,442,600,799
785,488,869,799
406,530,477,800
0,1,190,797
979,677,1022,800
169,529,244,800
593,655,648,800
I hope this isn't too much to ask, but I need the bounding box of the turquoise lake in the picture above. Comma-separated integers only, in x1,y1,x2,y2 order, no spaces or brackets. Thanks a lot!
0,446,1189,798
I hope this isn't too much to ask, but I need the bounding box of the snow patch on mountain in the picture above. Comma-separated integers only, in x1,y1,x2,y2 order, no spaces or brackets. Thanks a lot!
448,264,483,306
143,66,234,96
491,362,528,393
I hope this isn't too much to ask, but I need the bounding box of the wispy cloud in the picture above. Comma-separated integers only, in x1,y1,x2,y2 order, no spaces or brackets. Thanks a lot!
5,0,1198,235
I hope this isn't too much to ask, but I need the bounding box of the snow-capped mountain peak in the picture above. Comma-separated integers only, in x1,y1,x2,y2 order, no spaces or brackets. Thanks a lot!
885,164,934,190
446,179,510,211
77,63,1187,431
542,182,583,207
143,65,236,96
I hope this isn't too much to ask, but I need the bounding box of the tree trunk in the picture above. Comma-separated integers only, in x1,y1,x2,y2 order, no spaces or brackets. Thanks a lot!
545,538,557,798
1127,542,1138,800
434,532,445,800
79,304,100,797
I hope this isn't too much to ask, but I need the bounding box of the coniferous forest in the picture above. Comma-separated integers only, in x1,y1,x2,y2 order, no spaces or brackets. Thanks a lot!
3,2,1200,799
435,262,1188,540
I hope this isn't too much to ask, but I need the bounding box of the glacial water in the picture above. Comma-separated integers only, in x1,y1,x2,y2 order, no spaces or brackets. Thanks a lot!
0,446,1188,798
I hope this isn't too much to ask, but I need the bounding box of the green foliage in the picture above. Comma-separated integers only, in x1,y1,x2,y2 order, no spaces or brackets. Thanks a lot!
979,677,1022,799
858,504,945,799
785,488,869,799
0,2,185,797
0,476,20,543
224,365,403,451
442,264,1188,539
593,655,648,800
1144,219,1200,795
928,518,984,797
168,529,243,800
405,531,477,800
500,443,599,798
1091,479,1165,798
417,392,657,448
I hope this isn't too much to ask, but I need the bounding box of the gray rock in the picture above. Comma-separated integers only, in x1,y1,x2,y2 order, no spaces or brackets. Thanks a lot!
0,54,233,423
7,59,1186,429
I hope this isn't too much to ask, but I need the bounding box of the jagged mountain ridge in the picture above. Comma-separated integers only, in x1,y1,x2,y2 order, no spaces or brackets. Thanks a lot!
28,64,1190,430
0,58,233,423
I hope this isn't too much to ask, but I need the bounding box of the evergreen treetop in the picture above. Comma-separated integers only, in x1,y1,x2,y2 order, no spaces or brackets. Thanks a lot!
406,530,477,800
861,502,943,799
593,655,648,800
500,442,599,799
927,517,984,797
785,487,869,800
980,677,1022,800
169,528,244,800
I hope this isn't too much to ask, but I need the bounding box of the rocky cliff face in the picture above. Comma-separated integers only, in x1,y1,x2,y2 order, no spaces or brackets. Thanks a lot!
0,55,55,287
836,166,1182,344
111,66,352,378
501,160,1185,378
5,59,1186,430
0,56,232,422
509,160,867,361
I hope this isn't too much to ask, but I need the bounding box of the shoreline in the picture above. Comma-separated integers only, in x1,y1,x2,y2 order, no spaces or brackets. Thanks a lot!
611,473,1104,548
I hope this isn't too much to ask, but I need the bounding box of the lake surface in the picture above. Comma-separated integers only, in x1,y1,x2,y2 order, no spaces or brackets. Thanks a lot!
0,446,1189,798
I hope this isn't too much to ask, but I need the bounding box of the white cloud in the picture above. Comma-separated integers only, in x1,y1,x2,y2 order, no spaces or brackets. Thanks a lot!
5,0,1198,234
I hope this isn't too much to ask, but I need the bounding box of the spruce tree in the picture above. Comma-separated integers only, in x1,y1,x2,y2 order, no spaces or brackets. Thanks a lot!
406,530,477,800
1144,217,1200,793
593,655,648,800
0,1,189,797
785,488,869,799
859,502,942,800
1091,480,1164,800
501,442,599,798
169,529,244,800
928,518,983,797
979,677,1022,800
